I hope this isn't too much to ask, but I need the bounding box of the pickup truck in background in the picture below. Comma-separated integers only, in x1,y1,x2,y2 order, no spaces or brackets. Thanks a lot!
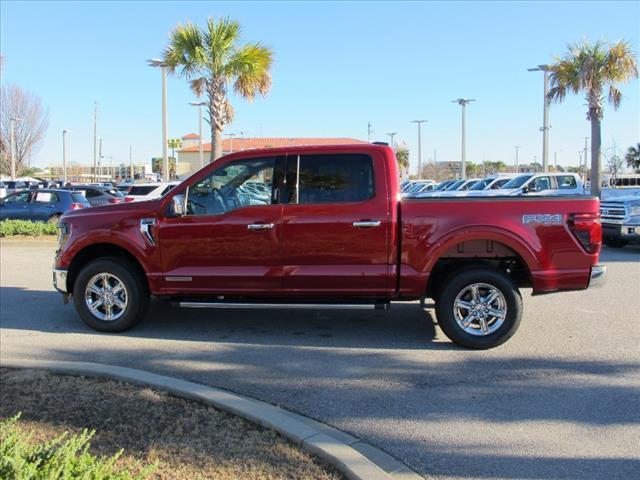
599,191,640,248
53,144,605,349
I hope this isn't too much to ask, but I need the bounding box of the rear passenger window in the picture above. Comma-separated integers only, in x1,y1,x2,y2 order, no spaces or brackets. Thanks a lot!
33,192,58,203
530,176,551,192
557,176,577,189
292,154,374,204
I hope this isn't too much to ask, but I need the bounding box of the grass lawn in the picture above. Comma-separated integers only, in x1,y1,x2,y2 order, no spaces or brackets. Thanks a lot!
0,368,344,480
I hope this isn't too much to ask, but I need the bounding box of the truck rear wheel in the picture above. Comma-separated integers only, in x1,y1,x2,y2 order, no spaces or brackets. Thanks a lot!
435,267,522,349
73,257,149,332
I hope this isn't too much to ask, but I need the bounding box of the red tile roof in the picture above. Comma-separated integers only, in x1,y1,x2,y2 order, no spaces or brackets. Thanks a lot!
181,133,200,140
178,137,366,152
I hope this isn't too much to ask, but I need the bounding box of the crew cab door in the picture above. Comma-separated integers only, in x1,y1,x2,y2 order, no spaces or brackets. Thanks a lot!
280,151,392,295
157,156,285,294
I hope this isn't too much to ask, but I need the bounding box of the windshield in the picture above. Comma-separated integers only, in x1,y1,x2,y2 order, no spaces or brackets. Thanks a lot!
445,180,465,191
502,174,533,189
469,179,491,190
128,186,157,196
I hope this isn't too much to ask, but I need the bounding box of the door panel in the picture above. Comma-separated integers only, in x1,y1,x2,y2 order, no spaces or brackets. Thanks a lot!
0,191,31,220
281,152,391,295
158,156,285,295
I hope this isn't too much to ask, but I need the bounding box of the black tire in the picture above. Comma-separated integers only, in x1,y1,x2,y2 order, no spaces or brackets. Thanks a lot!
435,267,522,349
73,257,149,332
603,237,628,248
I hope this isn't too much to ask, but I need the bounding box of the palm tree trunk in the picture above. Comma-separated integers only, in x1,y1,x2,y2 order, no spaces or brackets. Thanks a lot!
210,122,223,162
590,116,602,197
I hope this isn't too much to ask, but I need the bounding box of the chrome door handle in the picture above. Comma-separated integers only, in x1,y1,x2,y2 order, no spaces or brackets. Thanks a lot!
352,220,381,228
247,223,274,230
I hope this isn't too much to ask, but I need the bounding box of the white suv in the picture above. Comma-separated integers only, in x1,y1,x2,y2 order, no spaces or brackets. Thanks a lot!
125,182,180,202
482,173,584,196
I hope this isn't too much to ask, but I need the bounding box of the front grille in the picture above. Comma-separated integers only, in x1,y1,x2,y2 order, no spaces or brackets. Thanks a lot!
600,202,626,223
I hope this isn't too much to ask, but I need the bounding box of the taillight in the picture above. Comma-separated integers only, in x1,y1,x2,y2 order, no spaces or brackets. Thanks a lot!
70,203,85,210
124,197,135,202
108,197,123,204
568,212,602,253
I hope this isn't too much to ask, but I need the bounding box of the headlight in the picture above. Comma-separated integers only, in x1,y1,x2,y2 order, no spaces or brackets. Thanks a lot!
57,222,71,250
629,204,640,217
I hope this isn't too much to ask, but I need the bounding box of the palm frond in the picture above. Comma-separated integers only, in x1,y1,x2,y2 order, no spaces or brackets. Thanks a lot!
163,21,206,78
607,85,622,109
204,17,241,67
189,77,206,97
603,40,638,83
227,42,274,100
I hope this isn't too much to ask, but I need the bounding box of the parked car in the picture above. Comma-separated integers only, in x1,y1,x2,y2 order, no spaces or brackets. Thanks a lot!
452,174,518,197
0,180,28,198
0,189,89,221
69,185,125,207
481,173,584,196
599,191,640,248
53,144,605,349
125,182,179,202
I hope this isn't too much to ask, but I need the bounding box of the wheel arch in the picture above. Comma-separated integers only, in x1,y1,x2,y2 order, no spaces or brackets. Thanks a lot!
67,242,149,295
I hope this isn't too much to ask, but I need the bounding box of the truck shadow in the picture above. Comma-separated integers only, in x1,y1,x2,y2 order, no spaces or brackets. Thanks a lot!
0,287,444,350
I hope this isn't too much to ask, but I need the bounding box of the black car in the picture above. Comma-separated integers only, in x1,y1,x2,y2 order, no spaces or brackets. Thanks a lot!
68,185,125,207
0,189,90,221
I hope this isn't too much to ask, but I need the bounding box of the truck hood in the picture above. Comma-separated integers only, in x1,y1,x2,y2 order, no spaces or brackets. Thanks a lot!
62,198,162,220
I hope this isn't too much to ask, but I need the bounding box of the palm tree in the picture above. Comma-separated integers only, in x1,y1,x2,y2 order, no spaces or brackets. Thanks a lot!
625,143,640,173
547,39,638,196
160,18,273,162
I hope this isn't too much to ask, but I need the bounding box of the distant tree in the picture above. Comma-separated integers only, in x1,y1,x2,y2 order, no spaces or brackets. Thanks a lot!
625,143,640,173
152,157,177,179
167,138,183,158
421,163,452,182
395,148,409,173
606,154,625,181
483,161,508,174
0,84,49,175
160,17,274,162
548,39,638,196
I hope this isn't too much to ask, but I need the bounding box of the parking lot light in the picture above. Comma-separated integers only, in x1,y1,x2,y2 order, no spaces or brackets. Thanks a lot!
452,99,475,179
189,101,207,169
62,129,70,184
528,65,551,172
148,58,169,181
411,120,427,179
9,117,21,180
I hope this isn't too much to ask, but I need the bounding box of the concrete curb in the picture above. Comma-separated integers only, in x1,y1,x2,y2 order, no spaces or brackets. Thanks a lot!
1,358,424,480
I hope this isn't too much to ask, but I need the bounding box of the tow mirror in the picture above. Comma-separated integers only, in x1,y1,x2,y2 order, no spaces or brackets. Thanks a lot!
170,194,186,216
521,185,530,194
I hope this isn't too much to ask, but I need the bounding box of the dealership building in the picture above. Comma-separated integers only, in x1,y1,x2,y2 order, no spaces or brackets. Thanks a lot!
176,134,367,176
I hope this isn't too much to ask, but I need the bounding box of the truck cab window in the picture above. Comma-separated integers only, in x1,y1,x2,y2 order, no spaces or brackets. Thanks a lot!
288,154,374,204
186,158,275,216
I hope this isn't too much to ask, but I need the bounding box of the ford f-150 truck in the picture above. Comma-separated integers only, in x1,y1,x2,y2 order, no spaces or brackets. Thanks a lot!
53,144,605,349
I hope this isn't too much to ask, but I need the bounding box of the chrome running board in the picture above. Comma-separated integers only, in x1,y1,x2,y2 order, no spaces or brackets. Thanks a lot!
178,301,389,311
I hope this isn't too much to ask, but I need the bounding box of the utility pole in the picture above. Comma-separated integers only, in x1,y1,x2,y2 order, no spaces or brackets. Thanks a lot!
514,146,521,173
528,65,551,172
367,122,373,143
9,117,20,180
433,148,437,164
411,120,427,179
62,130,70,184
386,132,397,148
93,102,97,182
452,98,475,179
225,133,236,153
129,145,134,181
584,137,589,186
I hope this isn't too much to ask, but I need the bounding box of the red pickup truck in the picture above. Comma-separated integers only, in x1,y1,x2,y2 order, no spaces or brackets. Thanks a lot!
53,144,605,349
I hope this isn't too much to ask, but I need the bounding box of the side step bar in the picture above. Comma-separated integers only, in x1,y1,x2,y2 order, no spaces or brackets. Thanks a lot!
177,301,390,311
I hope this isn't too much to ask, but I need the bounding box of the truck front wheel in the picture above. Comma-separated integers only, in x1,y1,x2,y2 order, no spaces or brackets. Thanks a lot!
435,267,522,349
73,257,149,332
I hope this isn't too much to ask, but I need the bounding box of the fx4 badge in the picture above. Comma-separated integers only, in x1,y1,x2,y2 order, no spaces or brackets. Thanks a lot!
522,214,563,225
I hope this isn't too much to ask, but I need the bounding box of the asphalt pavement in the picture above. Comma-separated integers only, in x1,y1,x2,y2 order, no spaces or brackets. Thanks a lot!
1,239,639,479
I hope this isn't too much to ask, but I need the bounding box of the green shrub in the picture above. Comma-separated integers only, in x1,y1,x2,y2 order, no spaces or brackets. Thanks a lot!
0,414,156,479
0,220,59,237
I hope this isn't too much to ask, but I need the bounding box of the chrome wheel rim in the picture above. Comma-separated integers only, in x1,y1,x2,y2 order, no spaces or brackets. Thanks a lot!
84,273,128,321
453,282,507,336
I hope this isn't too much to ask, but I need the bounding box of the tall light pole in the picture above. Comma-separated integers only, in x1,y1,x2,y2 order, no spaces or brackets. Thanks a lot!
62,129,70,184
554,149,562,170
367,122,373,143
411,120,427,179
129,145,134,181
189,101,206,170
452,98,475,179
583,137,589,186
93,102,97,182
528,65,551,172
148,59,169,181
386,132,397,148
9,117,21,180
514,146,521,173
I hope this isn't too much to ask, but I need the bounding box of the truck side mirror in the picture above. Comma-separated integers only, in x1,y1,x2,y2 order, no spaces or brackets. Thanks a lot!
169,194,186,217
521,185,530,194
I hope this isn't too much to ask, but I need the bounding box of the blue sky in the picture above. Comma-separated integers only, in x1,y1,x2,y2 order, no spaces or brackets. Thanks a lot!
1,0,639,172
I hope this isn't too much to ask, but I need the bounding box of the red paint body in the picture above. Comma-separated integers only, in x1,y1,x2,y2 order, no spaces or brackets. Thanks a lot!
56,145,601,299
